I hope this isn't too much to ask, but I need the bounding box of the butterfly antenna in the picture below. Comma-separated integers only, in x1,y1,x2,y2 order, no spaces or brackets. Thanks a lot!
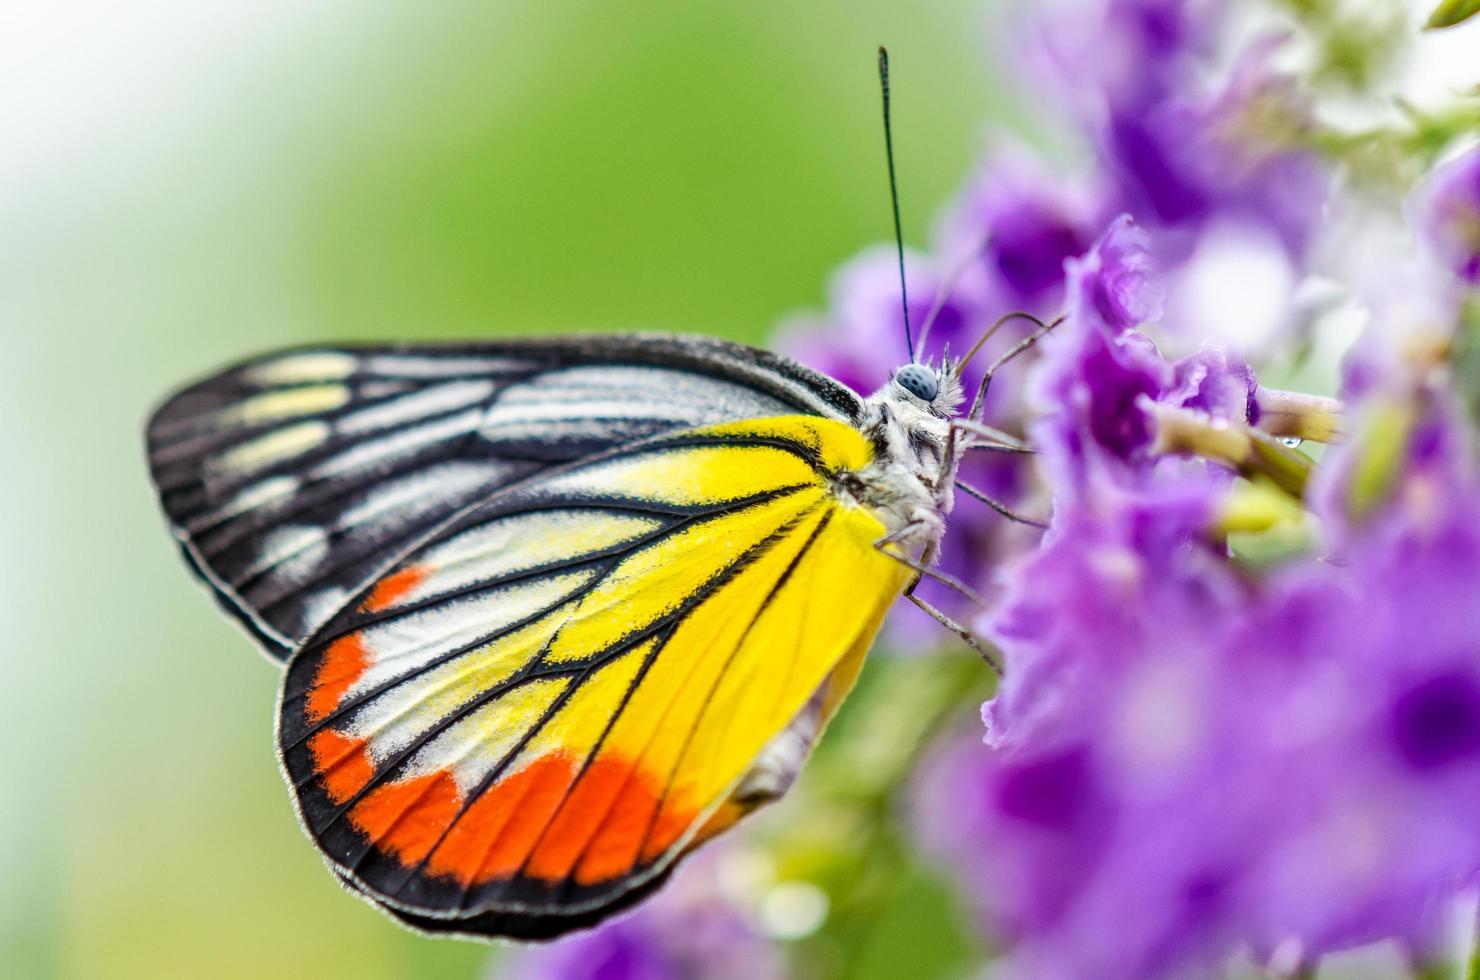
878,46,914,363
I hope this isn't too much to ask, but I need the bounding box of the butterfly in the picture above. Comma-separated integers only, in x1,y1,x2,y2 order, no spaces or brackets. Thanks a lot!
143,50,1044,941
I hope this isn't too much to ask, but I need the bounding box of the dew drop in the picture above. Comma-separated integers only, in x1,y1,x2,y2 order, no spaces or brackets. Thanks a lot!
1278,436,1303,448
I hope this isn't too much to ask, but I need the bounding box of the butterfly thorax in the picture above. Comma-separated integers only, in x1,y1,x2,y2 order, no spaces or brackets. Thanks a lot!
840,366,964,557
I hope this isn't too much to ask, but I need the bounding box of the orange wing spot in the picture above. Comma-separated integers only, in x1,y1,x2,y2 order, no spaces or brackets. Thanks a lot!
348,770,461,865
306,633,370,723
573,764,668,885
642,798,699,864
428,773,535,885
427,754,578,886
363,564,429,613
526,755,661,883
308,729,374,803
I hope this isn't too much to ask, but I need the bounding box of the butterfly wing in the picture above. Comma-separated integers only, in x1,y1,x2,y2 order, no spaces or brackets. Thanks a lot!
276,415,909,937
146,335,865,657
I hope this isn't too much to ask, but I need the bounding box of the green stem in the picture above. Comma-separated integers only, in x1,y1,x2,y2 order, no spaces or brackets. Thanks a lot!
1255,388,1344,443
1145,402,1316,498
789,651,992,979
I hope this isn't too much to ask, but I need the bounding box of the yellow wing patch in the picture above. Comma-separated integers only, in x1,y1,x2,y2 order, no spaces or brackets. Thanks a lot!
535,444,818,506
278,414,908,920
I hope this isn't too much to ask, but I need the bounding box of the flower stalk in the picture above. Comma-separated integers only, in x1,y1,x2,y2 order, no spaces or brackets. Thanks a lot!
1345,400,1418,521
1144,399,1315,498
1254,387,1344,443
1216,478,1307,536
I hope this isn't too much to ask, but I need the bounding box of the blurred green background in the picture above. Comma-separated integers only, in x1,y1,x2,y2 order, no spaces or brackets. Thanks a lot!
1,2,1012,977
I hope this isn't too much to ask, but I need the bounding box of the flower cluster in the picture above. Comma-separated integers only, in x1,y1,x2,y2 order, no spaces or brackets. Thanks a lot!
779,0,1333,642
498,853,783,980
780,1,1480,976
914,219,1480,978
1416,142,1480,285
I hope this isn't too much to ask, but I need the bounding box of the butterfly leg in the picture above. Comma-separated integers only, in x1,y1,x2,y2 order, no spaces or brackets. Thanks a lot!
953,478,1049,529
966,315,1065,422
962,443,1034,456
873,527,1002,671
873,529,986,608
950,417,1032,453
903,581,1004,674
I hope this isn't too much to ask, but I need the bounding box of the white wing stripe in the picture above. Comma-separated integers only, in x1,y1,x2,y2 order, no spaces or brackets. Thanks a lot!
247,524,331,582
244,351,357,385
343,578,595,750
309,409,482,480
363,354,528,378
335,463,496,532
483,398,708,428
337,380,496,436
401,509,663,609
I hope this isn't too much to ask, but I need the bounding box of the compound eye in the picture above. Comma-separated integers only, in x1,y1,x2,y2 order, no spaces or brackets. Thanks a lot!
894,363,939,402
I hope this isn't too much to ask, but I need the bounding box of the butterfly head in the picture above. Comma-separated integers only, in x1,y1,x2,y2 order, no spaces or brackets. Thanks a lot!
887,359,963,417
851,356,965,543
893,363,937,401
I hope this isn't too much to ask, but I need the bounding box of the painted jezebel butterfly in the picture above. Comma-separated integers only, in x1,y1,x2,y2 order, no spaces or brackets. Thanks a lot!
144,48,1030,940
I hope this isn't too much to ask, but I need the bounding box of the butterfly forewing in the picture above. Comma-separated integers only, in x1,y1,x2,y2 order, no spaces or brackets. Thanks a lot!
277,416,909,934
145,335,864,657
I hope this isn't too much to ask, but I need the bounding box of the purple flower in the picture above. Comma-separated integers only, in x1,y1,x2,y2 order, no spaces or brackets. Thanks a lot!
1110,45,1324,263
497,855,782,980
920,429,1480,974
908,227,1480,974
1027,216,1249,502
938,147,1100,314
1415,141,1480,284
777,3,1480,976
1169,348,1260,424
503,917,673,980
1008,0,1219,125
1234,407,1480,953
982,459,1236,747
1011,2,1326,275
932,481,1260,979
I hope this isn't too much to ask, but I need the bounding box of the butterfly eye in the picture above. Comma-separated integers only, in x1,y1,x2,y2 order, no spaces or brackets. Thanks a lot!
894,364,938,402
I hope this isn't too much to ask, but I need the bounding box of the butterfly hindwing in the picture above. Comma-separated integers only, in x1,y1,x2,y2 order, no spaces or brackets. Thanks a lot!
276,415,909,934
145,335,865,657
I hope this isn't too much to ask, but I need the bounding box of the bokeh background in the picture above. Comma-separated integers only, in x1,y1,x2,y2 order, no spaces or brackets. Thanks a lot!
6,2,1480,978
2,2,1004,977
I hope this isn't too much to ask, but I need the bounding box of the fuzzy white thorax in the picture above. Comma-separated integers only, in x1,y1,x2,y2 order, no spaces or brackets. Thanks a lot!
839,361,965,559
